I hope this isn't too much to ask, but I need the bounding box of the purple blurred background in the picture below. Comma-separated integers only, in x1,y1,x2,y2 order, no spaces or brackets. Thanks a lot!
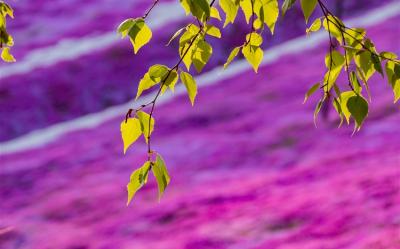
0,0,399,248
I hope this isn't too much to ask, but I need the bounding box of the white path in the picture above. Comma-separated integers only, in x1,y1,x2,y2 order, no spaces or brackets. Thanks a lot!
0,2,185,79
1,2,399,155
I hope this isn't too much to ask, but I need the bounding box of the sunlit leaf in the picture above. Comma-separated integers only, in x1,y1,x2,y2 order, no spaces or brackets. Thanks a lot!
242,44,263,73
204,24,221,38
260,0,279,34
300,0,317,23
210,7,222,20
306,18,321,35
137,111,155,144
192,40,212,73
1,47,15,63
220,0,239,27
347,95,368,130
180,71,197,105
127,161,151,205
121,118,142,154
152,155,171,201
303,83,320,103
224,46,240,69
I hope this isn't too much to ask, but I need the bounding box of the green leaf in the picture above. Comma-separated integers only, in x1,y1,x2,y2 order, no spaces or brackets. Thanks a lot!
355,51,375,81
180,0,191,15
370,53,383,76
210,7,222,20
220,0,239,27
323,50,345,90
224,46,240,69
350,71,361,94
181,0,210,21
192,40,212,73
347,95,368,130
125,19,152,54
137,111,155,144
385,61,400,103
121,118,142,154
246,32,263,46
323,15,344,44
242,44,263,73
261,0,279,34
240,0,252,24
117,19,135,38
306,18,321,35
1,47,15,63
282,0,297,17
313,98,324,126
338,91,356,124
300,0,317,23
166,27,185,46
303,82,320,103
127,161,151,205
136,65,170,99
152,155,171,201
180,71,197,105
204,24,221,38
164,70,178,87
0,2,14,18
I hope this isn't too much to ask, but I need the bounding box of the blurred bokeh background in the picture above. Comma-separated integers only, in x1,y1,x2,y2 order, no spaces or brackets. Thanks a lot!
1,0,399,248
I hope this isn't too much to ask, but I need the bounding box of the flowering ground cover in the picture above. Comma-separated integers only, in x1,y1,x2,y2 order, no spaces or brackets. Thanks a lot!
1,13,399,249
6,0,175,59
0,0,393,141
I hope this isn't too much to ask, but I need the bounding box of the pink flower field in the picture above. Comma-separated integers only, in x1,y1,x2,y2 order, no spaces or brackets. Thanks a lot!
1,1,399,249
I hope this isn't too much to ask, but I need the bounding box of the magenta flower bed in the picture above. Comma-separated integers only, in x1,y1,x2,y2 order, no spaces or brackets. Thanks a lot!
1,15,399,249
0,0,392,141
7,0,174,59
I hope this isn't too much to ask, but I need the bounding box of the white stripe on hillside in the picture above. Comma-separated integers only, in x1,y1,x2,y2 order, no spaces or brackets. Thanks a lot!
1,2,399,155
0,2,185,79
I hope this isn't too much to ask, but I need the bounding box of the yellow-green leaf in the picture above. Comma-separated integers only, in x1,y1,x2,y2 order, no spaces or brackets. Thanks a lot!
242,44,263,73
127,161,151,205
224,46,240,69
303,82,320,103
166,27,185,46
204,24,221,38
192,40,212,73
300,0,317,23
246,32,263,46
306,18,321,35
1,47,15,63
323,15,344,44
240,0,252,24
355,51,375,81
220,0,239,27
261,0,279,34
152,155,171,201
121,118,142,154
180,71,197,105
210,7,222,20
137,111,155,144
324,50,345,90
126,19,152,54
347,95,368,130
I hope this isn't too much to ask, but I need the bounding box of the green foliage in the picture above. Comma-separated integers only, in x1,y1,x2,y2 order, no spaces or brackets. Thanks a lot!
117,0,400,204
301,0,317,23
180,71,198,105
0,1,15,63
117,18,152,54
152,155,171,200
127,161,151,205
121,118,142,154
